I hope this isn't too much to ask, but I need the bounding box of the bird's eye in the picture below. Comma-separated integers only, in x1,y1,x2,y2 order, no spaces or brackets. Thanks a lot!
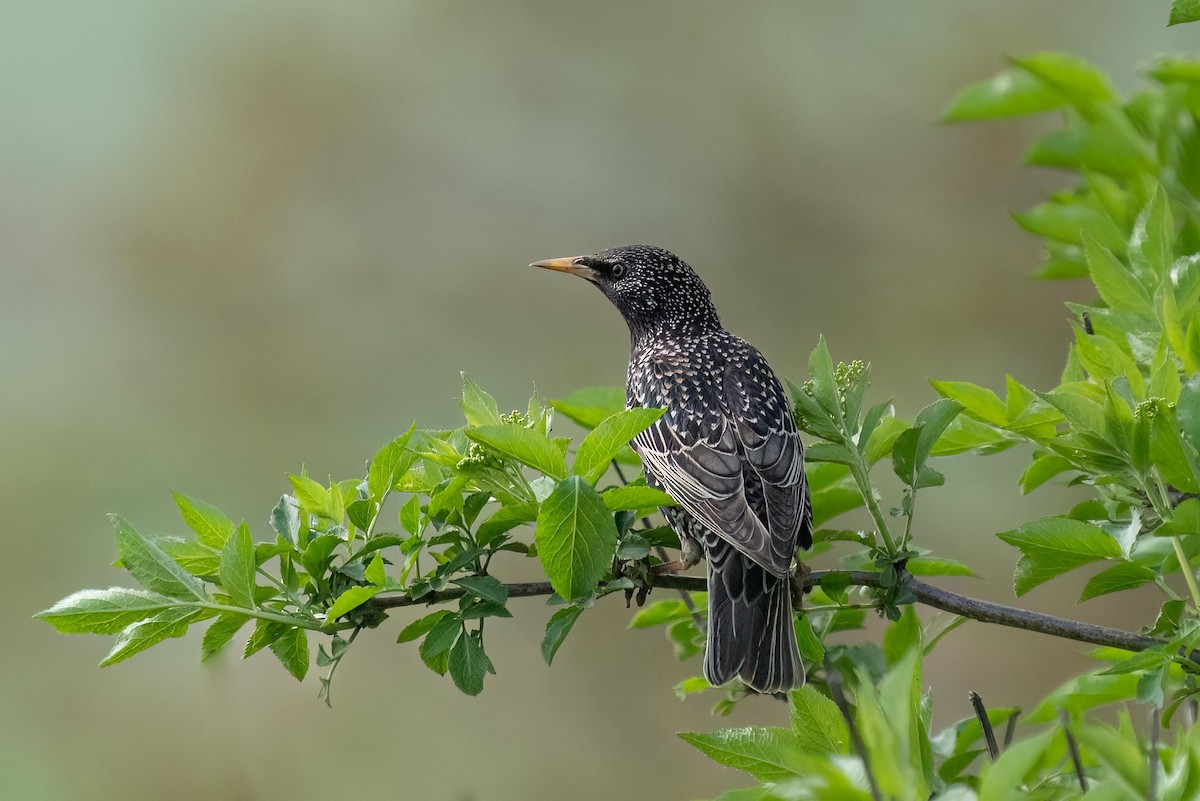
610,264,626,279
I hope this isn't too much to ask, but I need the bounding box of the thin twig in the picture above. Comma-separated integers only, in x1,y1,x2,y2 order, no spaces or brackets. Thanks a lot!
1003,710,1020,749
1060,710,1088,792
969,691,1000,762
356,569,1189,663
825,657,883,801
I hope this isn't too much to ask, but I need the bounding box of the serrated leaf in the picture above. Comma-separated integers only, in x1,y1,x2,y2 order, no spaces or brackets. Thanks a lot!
368,424,418,502
1080,562,1156,601
269,627,309,681
629,598,704,628
269,494,301,547
173,492,235,548
113,516,208,601
219,522,256,609
243,619,288,658
448,631,494,696
999,517,1121,595
201,613,250,660
601,485,676,511
364,552,386,586
36,588,182,634
451,575,508,605
882,605,921,666
476,503,537,547
397,610,453,643
466,425,568,480
1170,0,1200,26
160,539,221,577
419,614,462,674
550,386,626,430
325,586,383,621
1020,454,1073,494
929,380,1007,426
542,606,583,665
535,477,618,602
788,687,849,756
572,407,664,484
942,67,1066,121
892,400,962,488
100,607,201,667
1084,235,1153,314
460,373,501,427
904,557,977,578
678,727,805,783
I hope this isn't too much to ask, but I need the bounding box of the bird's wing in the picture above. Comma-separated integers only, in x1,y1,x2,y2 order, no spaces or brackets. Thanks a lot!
629,348,801,577
723,346,812,556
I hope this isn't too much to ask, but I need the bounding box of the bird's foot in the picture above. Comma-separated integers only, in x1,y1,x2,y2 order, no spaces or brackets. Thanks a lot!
652,558,689,576
790,561,812,609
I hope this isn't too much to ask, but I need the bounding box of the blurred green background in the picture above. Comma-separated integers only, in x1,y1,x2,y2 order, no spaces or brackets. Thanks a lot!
5,3,1195,799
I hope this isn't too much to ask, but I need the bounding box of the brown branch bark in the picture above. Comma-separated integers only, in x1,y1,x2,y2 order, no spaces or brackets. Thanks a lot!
359,568,1174,658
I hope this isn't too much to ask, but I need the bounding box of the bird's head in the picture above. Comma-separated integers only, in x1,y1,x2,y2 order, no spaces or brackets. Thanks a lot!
531,244,720,337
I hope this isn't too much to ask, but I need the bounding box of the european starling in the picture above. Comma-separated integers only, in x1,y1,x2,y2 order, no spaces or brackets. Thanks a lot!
533,244,812,693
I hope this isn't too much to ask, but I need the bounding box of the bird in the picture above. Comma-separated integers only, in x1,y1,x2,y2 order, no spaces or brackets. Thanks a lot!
532,244,812,693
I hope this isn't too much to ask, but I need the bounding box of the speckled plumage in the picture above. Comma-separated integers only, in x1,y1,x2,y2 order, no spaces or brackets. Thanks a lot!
533,244,812,693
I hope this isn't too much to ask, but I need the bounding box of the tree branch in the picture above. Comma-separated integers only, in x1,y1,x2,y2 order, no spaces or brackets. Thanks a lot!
358,568,1175,658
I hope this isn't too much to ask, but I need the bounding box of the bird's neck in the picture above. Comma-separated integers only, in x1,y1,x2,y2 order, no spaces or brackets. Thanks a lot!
628,315,724,348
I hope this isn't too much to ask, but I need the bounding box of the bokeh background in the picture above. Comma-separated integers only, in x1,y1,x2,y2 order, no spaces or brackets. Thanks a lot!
5,3,1196,799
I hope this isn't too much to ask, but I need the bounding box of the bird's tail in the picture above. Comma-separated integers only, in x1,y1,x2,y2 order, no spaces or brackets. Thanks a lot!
703,550,803,694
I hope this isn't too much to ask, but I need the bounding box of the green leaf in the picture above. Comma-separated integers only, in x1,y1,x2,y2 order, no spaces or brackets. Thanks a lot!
1010,52,1119,109
113,516,208,601
542,606,584,665
573,407,665,484
892,400,962,488
172,492,235,549
629,598,704,628
788,687,849,756
268,627,309,681
36,588,182,634
942,67,1066,121
448,631,494,696
883,605,922,666
159,539,222,577
397,610,453,643
1178,374,1200,454
1084,235,1153,315
929,380,1007,425
201,613,250,661
460,373,501,427
677,727,806,783
269,495,301,547
807,336,843,426
219,522,256,609
368,424,418,502
476,503,537,547
998,517,1122,595
100,607,201,667
452,575,508,605
466,425,568,480
243,619,288,658
1170,0,1200,26
1080,562,1156,601
551,386,627,430
419,614,462,675
1020,454,1074,494
364,552,386,586
535,477,619,602
325,586,383,621
904,557,976,578
601,485,676,511
978,730,1055,801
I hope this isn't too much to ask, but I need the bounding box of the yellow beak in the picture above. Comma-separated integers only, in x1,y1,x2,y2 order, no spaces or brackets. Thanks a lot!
529,256,595,278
